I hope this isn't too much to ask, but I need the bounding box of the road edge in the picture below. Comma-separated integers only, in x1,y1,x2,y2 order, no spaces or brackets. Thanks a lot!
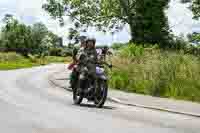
48,72,200,118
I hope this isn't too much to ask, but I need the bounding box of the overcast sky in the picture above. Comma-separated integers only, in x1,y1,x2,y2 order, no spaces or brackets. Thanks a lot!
0,0,200,45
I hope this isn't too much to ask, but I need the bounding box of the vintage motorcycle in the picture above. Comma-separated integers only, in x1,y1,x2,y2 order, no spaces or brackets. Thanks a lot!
70,53,112,108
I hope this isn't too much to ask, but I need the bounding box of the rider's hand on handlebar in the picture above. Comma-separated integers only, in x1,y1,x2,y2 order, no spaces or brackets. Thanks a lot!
108,64,113,68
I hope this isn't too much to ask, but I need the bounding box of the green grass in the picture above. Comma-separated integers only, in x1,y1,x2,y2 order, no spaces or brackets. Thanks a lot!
44,56,71,63
109,44,200,103
0,62,37,70
0,52,71,70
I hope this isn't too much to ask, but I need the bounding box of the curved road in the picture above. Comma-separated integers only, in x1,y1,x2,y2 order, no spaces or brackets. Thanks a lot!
0,64,199,133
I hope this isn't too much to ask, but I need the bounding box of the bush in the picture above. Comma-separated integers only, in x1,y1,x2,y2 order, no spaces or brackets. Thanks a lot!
61,48,73,57
49,48,63,56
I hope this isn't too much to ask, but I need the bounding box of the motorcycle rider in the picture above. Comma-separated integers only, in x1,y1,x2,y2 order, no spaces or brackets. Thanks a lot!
69,39,87,88
101,46,109,61
78,38,98,94
85,38,98,77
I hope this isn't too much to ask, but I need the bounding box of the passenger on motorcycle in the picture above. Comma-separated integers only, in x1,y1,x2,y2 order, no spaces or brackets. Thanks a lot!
69,39,87,88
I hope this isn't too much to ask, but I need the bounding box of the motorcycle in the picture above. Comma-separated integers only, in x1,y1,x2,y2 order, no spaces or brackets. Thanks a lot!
70,59,112,108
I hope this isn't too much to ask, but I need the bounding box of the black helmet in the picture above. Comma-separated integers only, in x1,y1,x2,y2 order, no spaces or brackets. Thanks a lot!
80,36,88,43
103,45,109,49
86,38,96,45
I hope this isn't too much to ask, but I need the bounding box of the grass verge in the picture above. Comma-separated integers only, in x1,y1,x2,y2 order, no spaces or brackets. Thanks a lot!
0,52,71,70
109,44,200,103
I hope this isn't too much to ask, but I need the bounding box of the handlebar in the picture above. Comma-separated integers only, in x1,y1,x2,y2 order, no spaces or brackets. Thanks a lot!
96,62,112,69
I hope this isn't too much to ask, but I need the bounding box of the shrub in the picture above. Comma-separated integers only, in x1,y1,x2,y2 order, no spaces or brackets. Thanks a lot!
61,48,73,57
49,48,63,56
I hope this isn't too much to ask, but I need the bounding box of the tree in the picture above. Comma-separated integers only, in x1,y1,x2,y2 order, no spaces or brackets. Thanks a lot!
67,27,87,45
181,0,200,19
47,31,60,47
133,0,170,45
31,22,48,55
187,32,200,45
68,28,80,44
1,15,33,56
43,0,171,45
191,0,200,19
0,14,60,56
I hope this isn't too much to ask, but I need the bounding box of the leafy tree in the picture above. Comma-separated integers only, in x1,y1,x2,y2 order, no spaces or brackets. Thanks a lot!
30,22,59,55
68,28,80,44
187,32,200,44
67,27,87,45
47,31,60,47
181,0,200,19
181,0,191,3
1,15,32,56
31,22,48,54
43,0,171,46
191,0,200,19
0,14,60,56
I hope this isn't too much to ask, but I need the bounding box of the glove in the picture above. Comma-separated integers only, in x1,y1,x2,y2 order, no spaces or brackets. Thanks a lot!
108,64,113,68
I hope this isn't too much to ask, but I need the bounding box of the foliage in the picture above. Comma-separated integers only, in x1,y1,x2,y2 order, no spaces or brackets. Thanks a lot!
191,0,200,19
181,0,200,19
68,28,88,45
0,15,32,56
187,32,200,45
0,14,60,57
184,44,200,56
111,43,126,50
169,35,188,50
120,43,144,58
43,0,171,46
109,45,200,102
49,47,63,56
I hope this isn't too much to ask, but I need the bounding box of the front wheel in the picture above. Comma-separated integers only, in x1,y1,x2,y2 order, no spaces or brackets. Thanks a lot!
94,80,108,108
72,80,83,105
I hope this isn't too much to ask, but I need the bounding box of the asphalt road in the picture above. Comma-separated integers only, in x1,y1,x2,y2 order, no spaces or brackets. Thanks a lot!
0,64,199,133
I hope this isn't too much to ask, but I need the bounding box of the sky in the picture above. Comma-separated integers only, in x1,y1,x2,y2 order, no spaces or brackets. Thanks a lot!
0,0,200,45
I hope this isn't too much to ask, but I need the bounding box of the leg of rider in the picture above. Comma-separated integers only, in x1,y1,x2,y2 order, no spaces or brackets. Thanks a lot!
87,62,96,89
70,69,78,88
79,64,87,90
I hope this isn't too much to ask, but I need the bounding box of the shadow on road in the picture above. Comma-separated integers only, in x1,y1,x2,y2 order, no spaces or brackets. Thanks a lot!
78,103,116,110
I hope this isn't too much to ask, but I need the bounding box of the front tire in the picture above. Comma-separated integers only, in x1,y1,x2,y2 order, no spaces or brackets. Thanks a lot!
94,80,108,108
72,80,83,105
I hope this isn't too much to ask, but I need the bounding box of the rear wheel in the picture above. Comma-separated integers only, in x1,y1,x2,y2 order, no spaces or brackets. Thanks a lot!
72,80,83,105
94,80,108,108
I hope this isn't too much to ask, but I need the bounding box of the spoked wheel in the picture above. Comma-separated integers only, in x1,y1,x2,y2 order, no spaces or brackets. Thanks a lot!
94,80,108,108
72,80,83,105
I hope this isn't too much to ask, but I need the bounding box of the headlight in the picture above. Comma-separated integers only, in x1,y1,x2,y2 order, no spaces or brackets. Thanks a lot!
96,67,104,74
83,67,88,72
90,55,94,59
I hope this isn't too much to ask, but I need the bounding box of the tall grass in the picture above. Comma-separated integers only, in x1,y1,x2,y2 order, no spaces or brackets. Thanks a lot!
109,44,200,102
